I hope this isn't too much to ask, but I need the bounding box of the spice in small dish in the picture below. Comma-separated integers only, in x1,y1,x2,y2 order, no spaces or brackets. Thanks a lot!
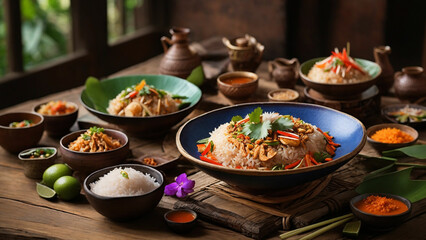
354,195,409,216
370,127,414,144
20,148,55,159
143,157,158,166
268,89,299,102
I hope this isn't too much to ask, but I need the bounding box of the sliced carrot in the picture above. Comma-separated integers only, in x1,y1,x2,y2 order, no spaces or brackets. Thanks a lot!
200,156,222,166
197,144,206,153
328,141,341,147
201,141,212,156
305,154,312,167
285,159,302,169
325,158,333,162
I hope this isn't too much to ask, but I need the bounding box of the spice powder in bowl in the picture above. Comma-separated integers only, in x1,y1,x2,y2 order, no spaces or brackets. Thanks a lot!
371,127,413,144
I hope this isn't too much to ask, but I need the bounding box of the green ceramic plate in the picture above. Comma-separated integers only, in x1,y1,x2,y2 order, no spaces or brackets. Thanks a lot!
299,57,382,97
80,75,202,136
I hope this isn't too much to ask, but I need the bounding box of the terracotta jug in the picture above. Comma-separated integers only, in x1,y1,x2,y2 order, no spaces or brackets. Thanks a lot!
394,66,426,102
373,46,394,94
159,27,201,79
268,58,300,89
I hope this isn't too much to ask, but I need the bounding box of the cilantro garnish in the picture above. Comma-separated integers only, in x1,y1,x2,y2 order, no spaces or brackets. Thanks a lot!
313,151,331,162
81,134,91,140
271,117,293,131
242,120,271,140
248,107,263,123
89,126,104,135
138,85,151,96
231,115,243,122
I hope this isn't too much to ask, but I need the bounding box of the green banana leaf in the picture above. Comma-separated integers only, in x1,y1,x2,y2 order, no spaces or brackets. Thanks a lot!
356,167,426,203
382,145,426,159
84,77,109,112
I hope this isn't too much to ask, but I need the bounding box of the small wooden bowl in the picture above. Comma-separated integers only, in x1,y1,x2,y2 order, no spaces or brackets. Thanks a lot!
217,71,258,100
267,89,299,102
350,193,412,231
34,101,79,138
164,209,198,233
366,123,418,152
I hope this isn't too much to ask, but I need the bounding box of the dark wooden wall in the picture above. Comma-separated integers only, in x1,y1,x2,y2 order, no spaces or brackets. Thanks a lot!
166,0,426,70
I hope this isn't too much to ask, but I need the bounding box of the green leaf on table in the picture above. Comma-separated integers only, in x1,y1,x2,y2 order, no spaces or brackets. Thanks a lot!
382,145,426,159
186,65,204,87
356,167,426,203
85,76,109,113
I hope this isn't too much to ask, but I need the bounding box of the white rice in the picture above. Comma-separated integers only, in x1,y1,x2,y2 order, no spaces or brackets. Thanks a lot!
209,113,327,169
90,167,160,197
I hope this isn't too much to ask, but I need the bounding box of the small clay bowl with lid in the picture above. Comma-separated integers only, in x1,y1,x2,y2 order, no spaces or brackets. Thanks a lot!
268,89,299,102
217,71,259,100
34,101,79,138
366,123,418,152
350,193,412,231
18,147,57,179
164,208,198,233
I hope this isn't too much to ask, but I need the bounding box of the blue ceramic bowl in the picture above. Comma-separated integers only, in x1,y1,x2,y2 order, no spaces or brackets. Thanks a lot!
81,75,202,137
176,102,366,193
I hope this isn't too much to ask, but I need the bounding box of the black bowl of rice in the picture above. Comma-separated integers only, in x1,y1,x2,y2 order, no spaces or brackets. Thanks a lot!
83,164,165,221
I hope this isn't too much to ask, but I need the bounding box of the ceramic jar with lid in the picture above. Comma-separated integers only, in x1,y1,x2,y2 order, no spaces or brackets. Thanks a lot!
159,27,202,79
394,66,426,102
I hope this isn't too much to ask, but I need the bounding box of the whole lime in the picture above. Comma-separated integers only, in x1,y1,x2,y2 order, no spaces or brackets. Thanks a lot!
42,164,72,188
53,176,81,201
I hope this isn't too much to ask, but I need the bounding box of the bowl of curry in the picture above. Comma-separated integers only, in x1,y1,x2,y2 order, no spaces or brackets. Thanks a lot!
350,193,412,231
217,71,259,100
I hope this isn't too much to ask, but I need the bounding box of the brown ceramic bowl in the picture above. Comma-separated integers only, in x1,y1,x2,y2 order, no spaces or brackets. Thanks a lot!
59,129,129,174
18,147,57,179
366,123,418,152
83,164,165,221
0,112,44,153
350,193,412,231
217,71,259,100
267,89,299,102
34,101,79,138
299,57,381,98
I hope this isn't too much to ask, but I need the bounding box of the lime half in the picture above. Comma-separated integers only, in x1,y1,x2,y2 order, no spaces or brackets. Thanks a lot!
36,182,56,199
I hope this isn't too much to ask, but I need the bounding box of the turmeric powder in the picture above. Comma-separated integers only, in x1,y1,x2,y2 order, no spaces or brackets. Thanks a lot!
371,127,413,144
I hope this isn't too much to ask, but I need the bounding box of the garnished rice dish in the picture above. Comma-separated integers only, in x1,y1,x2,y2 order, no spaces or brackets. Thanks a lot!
196,107,340,170
107,79,188,117
307,47,370,84
90,167,160,197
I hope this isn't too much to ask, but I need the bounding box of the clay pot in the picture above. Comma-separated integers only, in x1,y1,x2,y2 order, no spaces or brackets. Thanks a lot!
268,58,300,89
374,46,394,94
222,35,264,72
394,66,426,102
159,27,201,79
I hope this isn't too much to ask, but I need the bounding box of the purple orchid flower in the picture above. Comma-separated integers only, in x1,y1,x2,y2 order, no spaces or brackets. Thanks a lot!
164,173,195,198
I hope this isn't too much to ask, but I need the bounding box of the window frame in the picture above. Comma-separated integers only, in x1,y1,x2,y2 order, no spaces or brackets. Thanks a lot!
0,0,164,109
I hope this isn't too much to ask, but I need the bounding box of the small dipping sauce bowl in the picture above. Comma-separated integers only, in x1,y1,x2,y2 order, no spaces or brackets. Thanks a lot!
217,71,259,100
366,123,418,152
268,89,299,102
18,147,57,179
350,193,412,231
164,209,198,233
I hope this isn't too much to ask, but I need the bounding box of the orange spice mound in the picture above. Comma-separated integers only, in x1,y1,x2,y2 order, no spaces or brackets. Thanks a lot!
371,127,413,144
355,195,408,215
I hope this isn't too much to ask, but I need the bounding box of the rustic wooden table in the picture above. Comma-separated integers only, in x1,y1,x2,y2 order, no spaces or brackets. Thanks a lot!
1,54,425,240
